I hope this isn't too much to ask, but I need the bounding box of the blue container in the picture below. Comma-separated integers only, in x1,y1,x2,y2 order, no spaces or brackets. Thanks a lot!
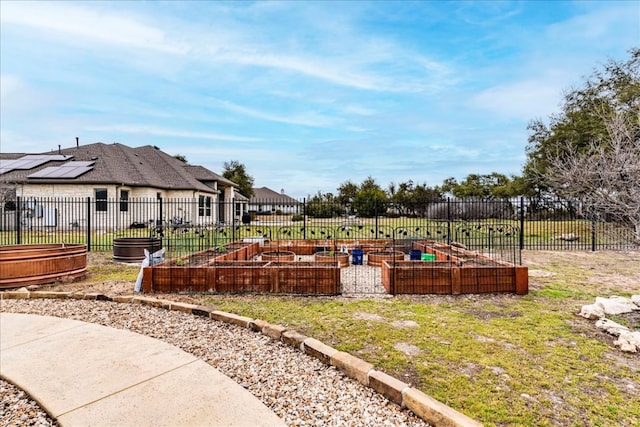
409,249,422,260
351,249,364,265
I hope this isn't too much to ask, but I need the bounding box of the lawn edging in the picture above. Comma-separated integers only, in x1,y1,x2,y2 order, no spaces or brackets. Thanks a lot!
1,290,483,427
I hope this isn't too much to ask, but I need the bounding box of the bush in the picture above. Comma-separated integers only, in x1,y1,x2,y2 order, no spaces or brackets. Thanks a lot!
291,214,304,222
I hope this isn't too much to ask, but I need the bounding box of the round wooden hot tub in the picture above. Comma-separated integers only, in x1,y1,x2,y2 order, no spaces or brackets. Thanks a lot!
367,250,405,267
261,250,296,262
0,244,87,289
314,251,350,267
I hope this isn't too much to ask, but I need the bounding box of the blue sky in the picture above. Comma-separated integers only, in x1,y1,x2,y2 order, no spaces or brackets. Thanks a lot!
1,1,637,198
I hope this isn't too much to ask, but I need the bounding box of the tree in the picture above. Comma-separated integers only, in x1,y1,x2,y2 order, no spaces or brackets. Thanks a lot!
524,48,640,193
441,173,522,199
388,180,443,216
336,180,358,211
304,191,343,218
173,154,188,163
544,110,640,241
222,160,255,198
352,176,387,217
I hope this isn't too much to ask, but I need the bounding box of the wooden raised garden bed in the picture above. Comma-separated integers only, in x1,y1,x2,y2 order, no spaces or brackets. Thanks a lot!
261,239,394,255
367,250,405,267
142,241,340,295
314,251,350,267
381,241,528,295
261,251,296,262
0,243,87,288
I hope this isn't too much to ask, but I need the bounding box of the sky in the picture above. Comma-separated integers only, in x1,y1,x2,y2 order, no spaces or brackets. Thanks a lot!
1,1,638,199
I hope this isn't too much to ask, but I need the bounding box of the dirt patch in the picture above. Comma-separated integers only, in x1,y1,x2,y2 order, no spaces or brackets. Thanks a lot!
394,342,422,356
391,320,419,328
463,309,523,321
523,250,640,294
395,365,422,388
353,312,385,322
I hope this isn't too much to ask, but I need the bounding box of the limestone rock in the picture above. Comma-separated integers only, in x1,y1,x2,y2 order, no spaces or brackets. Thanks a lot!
578,302,604,320
595,318,629,336
595,296,639,315
613,332,640,353
631,295,640,307
617,330,640,348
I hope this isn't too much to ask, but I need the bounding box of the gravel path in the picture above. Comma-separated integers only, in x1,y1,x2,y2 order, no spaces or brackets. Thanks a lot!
1,379,57,427
1,299,428,427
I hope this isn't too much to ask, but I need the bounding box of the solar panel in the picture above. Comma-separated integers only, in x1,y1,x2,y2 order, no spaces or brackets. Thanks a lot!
28,166,93,179
27,160,94,179
59,161,94,167
0,154,73,174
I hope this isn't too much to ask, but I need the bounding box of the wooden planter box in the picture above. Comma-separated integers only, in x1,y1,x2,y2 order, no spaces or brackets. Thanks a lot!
261,251,296,262
367,250,405,267
142,259,340,295
268,262,341,295
0,244,87,288
314,251,350,267
382,260,528,295
261,239,396,255
213,262,273,293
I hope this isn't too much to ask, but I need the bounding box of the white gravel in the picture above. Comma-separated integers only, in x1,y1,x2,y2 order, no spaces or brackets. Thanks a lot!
0,379,57,427
1,299,428,427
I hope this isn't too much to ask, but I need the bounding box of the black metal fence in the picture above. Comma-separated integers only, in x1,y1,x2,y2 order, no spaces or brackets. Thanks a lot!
0,197,637,261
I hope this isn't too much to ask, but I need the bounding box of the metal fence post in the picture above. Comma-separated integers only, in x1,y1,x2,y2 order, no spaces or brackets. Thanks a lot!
303,198,307,240
375,200,379,239
519,197,525,250
15,196,22,245
591,212,597,252
446,197,451,245
86,197,91,252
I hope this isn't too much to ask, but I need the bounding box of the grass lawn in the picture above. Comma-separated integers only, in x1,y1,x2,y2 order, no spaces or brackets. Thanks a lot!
42,250,640,426
197,250,640,426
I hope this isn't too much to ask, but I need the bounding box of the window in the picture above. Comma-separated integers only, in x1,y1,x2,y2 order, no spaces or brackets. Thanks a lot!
120,190,129,212
235,203,241,217
199,195,211,217
95,189,107,212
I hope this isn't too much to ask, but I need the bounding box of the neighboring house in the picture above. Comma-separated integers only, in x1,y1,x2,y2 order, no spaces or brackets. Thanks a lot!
233,191,249,221
0,142,239,230
248,187,300,215
182,164,248,224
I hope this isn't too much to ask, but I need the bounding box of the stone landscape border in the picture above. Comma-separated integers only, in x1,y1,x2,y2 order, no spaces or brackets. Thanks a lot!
1,289,482,427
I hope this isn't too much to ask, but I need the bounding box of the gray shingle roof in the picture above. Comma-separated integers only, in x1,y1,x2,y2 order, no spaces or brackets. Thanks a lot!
0,143,224,193
183,165,237,187
249,187,299,203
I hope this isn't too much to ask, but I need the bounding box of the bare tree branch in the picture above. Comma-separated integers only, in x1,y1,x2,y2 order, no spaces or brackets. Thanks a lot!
544,110,640,241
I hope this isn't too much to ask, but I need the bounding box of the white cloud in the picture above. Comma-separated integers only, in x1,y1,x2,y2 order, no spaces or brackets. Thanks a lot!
86,125,262,142
467,79,564,121
0,2,185,54
1,1,453,94
545,4,639,47
0,74,20,100
212,99,339,128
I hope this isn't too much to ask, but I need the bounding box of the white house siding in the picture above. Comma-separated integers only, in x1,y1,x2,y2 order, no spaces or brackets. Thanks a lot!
12,184,219,231
249,202,299,215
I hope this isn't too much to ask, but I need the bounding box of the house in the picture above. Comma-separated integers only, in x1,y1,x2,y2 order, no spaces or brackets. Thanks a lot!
248,187,300,215
0,142,244,230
